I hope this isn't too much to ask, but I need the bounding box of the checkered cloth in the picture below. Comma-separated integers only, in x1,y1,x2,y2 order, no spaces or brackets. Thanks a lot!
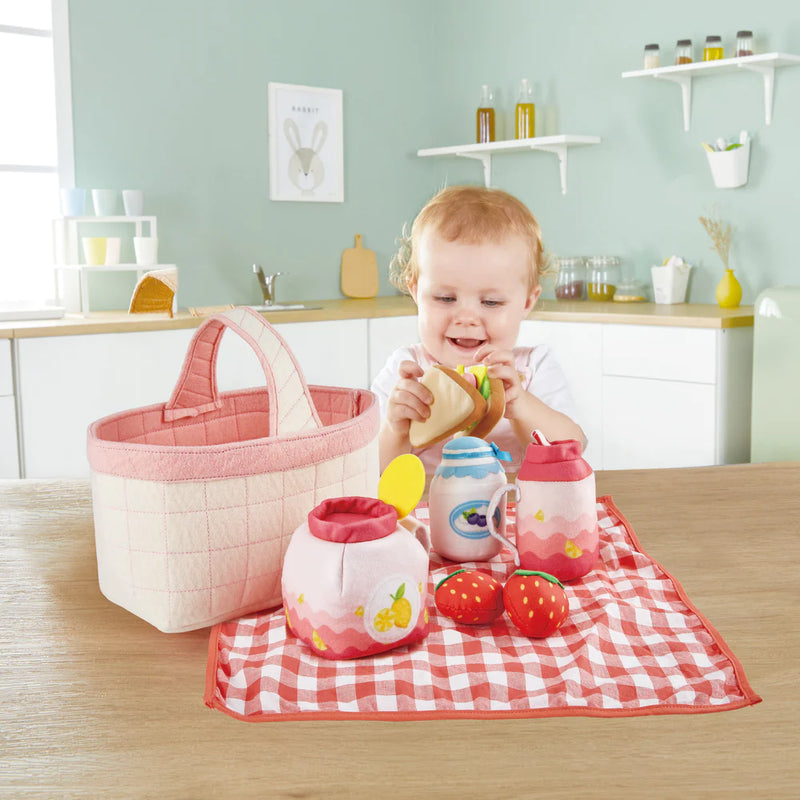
204,497,761,721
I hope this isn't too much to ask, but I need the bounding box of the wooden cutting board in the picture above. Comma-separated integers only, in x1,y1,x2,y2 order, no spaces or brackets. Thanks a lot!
341,234,379,298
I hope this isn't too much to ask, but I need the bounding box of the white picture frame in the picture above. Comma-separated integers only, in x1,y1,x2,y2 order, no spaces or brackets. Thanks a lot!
268,82,344,203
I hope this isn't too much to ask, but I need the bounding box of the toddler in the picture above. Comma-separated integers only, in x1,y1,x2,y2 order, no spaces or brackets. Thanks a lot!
371,185,585,472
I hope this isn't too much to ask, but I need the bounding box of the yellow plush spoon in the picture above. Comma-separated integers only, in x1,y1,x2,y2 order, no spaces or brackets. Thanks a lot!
378,454,426,519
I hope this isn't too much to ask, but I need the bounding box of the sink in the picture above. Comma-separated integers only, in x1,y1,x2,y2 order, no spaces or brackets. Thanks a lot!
247,303,321,312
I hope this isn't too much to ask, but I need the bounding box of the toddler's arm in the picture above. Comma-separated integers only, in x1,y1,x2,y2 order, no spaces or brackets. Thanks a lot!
475,344,587,450
377,360,433,471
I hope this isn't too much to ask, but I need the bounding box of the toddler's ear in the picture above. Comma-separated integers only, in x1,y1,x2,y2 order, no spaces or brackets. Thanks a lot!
408,280,419,303
524,284,542,312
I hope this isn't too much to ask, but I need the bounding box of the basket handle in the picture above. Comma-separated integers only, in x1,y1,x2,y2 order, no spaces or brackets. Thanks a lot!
163,306,322,435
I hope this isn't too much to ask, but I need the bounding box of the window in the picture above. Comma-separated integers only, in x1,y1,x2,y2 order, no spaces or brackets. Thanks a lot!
0,0,72,306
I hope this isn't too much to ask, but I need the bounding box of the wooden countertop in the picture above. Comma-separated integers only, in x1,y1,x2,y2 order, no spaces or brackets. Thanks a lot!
0,296,753,339
1,463,797,799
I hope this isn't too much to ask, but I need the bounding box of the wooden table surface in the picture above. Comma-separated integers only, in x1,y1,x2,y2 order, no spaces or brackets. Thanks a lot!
1,463,798,799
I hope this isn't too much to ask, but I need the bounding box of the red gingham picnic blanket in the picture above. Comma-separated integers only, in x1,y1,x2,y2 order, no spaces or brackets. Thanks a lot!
204,497,761,722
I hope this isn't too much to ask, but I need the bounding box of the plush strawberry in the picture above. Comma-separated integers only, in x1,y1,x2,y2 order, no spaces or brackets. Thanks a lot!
434,569,504,625
503,570,569,638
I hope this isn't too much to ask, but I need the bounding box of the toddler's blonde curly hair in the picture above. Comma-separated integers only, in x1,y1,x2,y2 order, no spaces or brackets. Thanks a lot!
390,185,550,295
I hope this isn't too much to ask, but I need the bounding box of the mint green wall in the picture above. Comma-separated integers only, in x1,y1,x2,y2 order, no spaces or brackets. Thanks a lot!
69,0,800,307
68,0,437,308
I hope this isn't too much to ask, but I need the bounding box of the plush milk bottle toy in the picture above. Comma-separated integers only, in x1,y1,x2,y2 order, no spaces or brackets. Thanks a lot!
428,436,512,562
487,430,599,582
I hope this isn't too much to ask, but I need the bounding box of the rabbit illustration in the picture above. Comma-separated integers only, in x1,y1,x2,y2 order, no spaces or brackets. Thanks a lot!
284,118,327,195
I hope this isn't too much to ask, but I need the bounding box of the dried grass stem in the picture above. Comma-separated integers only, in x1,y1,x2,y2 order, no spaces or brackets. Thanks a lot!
699,213,732,269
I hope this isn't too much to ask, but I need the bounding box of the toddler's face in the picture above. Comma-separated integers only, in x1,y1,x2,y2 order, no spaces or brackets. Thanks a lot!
409,230,540,367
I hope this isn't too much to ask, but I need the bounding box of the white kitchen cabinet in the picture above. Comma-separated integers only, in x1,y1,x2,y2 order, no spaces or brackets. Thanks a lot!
517,320,752,471
600,324,752,469
367,315,419,386
0,396,19,478
10,309,753,478
1,341,20,478
518,320,604,469
17,328,196,478
216,319,369,391
602,377,717,468
16,318,369,478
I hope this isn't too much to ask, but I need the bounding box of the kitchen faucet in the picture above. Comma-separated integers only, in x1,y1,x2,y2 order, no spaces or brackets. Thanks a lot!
253,264,282,306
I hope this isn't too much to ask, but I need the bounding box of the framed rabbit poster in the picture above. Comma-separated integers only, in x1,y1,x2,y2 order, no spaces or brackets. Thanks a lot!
268,82,344,202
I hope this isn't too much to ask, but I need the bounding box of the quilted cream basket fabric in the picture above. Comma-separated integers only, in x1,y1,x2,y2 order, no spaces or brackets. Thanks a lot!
87,307,380,633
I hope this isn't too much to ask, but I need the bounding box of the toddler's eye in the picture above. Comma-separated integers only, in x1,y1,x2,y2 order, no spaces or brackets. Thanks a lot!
434,295,456,303
482,299,505,308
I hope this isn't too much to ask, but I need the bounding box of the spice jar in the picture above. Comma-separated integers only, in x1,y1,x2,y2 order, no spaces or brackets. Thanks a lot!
643,43,661,69
703,35,724,60
476,85,496,144
736,30,753,57
586,256,620,302
613,280,648,303
555,257,586,300
675,39,693,64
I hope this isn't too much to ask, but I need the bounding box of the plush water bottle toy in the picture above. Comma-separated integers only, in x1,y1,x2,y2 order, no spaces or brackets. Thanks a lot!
488,430,599,582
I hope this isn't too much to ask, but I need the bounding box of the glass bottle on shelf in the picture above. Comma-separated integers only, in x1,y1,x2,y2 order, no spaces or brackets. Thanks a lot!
703,35,724,60
515,78,535,139
586,256,620,302
554,257,587,300
643,43,661,69
476,85,496,144
675,39,693,64
736,30,754,57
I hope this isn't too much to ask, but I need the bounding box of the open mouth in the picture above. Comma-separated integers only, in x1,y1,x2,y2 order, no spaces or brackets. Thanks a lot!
448,337,485,350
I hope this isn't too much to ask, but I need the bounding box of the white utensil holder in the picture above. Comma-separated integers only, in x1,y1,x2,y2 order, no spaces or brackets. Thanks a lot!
706,141,751,189
651,263,692,304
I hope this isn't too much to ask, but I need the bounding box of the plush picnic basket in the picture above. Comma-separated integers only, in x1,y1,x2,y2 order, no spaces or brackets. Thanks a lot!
87,306,380,633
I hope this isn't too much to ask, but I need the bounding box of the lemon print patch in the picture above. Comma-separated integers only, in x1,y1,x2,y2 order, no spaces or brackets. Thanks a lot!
365,576,422,644
390,583,412,628
311,630,327,650
565,540,583,558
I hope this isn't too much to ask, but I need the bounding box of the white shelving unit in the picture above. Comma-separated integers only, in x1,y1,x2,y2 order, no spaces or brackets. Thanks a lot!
417,135,602,194
622,52,800,131
56,263,178,315
52,215,176,314
53,215,157,265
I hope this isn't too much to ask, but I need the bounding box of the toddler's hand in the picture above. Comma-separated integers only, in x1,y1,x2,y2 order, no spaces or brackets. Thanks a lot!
385,360,433,438
473,344,525,418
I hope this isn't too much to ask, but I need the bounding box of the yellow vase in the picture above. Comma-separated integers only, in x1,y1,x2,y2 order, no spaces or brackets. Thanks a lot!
716,269,742,308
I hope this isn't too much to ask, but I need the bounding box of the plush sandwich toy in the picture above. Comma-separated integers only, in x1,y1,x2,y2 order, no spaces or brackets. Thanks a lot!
409,364,505,448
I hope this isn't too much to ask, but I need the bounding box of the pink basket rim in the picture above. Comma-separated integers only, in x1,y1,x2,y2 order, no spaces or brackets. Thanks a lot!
87,385,378,482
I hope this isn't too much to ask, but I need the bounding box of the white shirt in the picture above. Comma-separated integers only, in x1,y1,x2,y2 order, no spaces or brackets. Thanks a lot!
370,343,580,473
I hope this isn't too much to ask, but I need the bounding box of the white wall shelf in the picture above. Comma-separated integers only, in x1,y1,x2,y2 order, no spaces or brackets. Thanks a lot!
417,135,602,194
622,52,800,131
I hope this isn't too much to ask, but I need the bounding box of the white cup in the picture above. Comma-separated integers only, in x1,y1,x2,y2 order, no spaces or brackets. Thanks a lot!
133,236,158,266
122,189,144,216
104,237,122,265
92,189,118,216
60,188,86,216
